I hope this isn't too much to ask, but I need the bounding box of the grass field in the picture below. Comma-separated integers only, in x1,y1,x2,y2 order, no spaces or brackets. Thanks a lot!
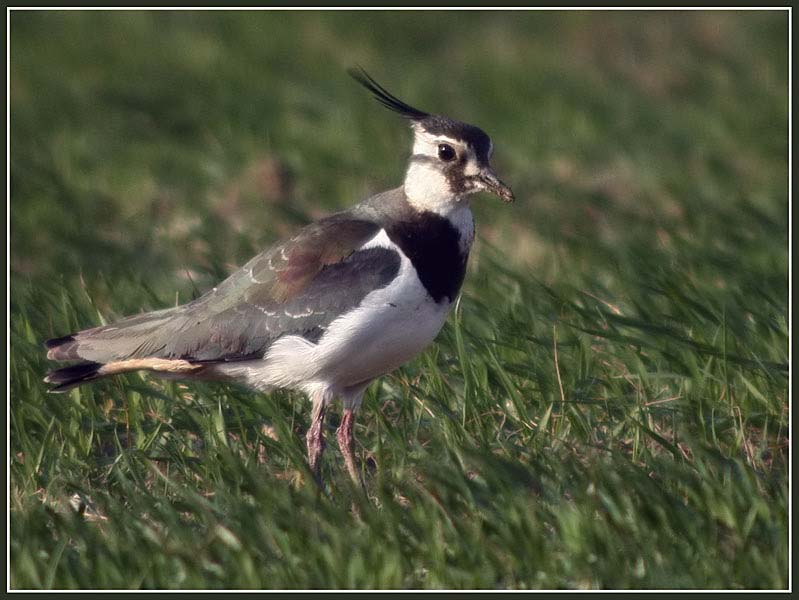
9,10,789,590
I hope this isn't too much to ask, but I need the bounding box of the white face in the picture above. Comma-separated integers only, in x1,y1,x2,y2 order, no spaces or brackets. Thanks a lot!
404,125,486,214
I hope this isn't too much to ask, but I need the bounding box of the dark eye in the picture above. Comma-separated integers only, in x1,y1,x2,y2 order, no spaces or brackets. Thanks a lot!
437,143,456,162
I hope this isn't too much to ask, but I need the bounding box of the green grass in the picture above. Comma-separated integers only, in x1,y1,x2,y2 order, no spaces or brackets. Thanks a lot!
10,10,789,590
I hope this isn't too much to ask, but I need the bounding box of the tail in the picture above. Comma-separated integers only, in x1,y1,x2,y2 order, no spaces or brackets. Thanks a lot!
43,355,205,393
43,308,206,393
44,362,104,393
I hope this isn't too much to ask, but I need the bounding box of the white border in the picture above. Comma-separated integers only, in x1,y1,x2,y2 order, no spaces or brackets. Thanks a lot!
787,4,792,594
6,5,792,594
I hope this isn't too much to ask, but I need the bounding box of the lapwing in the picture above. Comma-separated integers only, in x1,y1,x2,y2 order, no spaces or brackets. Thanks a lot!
44,68,514,486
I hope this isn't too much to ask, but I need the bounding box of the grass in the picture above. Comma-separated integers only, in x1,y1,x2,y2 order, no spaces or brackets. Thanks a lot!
9,9,789,590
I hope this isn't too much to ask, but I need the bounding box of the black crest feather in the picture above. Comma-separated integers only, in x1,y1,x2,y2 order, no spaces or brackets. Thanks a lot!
348,67,429,120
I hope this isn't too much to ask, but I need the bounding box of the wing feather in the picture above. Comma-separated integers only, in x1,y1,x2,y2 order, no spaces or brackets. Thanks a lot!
45,214,399,365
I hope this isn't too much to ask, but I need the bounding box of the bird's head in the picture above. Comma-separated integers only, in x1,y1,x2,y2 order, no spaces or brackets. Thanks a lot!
350,68,514,214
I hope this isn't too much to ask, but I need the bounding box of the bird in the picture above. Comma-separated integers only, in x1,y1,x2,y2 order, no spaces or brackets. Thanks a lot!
44,68,514,487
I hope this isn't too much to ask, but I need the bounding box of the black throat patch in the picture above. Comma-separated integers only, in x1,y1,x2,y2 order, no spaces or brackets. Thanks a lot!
385,211,469,304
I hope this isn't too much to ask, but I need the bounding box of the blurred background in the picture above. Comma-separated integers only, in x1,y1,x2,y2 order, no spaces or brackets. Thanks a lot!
10,10,788,590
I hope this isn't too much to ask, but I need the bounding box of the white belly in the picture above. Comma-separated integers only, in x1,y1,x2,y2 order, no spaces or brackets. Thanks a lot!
310,255,451,388
214,230,454,396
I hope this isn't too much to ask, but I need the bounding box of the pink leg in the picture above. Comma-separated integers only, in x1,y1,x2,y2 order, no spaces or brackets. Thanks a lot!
336,408,363,487
305,401,326,479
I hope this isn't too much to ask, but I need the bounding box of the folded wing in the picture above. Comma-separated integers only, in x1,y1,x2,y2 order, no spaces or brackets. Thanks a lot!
45,213,399,388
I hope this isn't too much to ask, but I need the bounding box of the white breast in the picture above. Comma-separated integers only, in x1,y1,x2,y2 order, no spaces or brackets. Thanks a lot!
310,230,452,385
215,228,460,397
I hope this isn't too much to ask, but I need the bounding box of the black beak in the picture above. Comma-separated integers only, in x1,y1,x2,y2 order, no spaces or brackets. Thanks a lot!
478,168,515,203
